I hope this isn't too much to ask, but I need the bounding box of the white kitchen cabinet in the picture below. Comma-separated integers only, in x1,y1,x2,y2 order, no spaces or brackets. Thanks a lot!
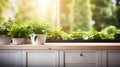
22,50,59,67
102,50,120,67
0,50,21,67
0,49,120,67
60,50,101,67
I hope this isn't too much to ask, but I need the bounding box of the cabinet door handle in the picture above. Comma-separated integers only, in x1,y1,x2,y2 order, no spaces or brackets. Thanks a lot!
80,53,83,56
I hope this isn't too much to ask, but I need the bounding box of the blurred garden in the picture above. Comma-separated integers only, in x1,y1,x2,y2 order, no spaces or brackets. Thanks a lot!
0,0,120,41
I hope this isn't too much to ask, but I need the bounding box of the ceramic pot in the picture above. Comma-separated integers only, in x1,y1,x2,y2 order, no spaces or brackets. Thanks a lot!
12,38,24,45
0,35,11,45
30,34,46,45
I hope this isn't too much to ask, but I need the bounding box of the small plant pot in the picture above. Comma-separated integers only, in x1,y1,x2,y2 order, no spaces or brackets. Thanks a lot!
24,38,31,44
11,38,24,45
30,34,46,45
37,34,46,45
0,35,11,45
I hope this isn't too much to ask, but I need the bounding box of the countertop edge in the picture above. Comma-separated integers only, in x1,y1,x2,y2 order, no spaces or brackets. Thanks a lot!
0,43,120,50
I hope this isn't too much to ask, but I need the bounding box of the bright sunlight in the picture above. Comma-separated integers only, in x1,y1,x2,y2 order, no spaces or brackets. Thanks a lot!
39,0,51,8
38,0,58,28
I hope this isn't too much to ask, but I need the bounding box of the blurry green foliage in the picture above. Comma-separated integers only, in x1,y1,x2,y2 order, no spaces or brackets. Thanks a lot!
46,28,66,40
0,0,9,24
46,26,120,40
90,0,120,31
8,24,31,38
0,0,120,34
69,31,88,40
17,0,37,21
24,20,51,34
8,16,31,38
101,25,118,34
69,0,92,32
116,0,120,28
114,30,120,40
0,18,14,35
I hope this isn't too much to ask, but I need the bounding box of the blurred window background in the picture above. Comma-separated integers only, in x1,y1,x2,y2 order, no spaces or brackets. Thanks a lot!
0,0,120,33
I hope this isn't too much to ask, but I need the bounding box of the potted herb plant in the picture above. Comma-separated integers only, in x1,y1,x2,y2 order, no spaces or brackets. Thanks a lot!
0,18,13,45
46,28,67,42
28,20,50,45
0,26,11,45
8,24,31,45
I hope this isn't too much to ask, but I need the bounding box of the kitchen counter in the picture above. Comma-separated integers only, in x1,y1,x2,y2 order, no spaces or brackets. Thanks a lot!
0,43,120,50
0,43,120,67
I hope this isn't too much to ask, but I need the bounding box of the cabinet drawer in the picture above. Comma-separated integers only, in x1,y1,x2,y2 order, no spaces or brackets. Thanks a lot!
0,50,21,67
22,50,59,67
102,50,120,67
65,51,97,64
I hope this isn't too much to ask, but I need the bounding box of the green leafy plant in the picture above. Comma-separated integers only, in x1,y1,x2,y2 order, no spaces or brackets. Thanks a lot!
8,24,31,38
69,31,89,40
46,28,66,40
88,31,114,40
114,30,120,40
25,20,50,34
101,26,118,34
100,26,119,40
1,16,119,41
0,23,7,35
0,18,14,35
33,23,50,34
46,27,120,41
88,31,101,40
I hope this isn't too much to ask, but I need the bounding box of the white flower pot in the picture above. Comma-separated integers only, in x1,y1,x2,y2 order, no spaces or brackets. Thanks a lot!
0,35,11,45
30,34,46,45
12,38,24,45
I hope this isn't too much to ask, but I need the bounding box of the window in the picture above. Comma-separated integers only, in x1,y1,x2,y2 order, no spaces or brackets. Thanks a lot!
1,0,120,41
2,0,120,32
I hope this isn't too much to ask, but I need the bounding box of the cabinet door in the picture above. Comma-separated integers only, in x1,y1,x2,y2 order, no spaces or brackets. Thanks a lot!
102,50,120,67
22,50,59,67
0,50,21,67
60,50,101,67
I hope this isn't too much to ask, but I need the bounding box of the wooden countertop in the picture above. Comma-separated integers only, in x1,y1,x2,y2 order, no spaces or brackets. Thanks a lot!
0,43,120,50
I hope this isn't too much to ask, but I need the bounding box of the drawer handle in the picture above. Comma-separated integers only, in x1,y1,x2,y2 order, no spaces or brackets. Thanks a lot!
80,53,83,56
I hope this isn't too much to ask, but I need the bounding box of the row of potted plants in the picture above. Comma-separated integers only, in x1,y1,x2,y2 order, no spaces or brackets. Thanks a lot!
46,26,120,42
0,17,120,45
0,16,50,45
